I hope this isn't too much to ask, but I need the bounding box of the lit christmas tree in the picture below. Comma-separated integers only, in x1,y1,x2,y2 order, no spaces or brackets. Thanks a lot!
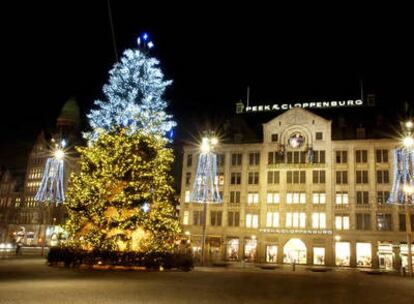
65,130,180,252
86,34,175,141
64,34,180,252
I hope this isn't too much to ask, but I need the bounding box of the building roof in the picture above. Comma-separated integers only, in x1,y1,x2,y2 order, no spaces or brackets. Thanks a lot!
57,98,80,126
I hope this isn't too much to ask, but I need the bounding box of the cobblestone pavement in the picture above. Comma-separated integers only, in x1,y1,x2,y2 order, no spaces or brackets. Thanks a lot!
0,257,413,304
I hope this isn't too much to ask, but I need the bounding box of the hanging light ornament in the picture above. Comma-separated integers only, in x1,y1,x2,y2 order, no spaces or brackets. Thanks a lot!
35,139,66,204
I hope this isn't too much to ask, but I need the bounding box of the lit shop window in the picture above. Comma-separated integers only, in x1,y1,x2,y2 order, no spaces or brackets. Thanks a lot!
227,239,239,261
182,211,189,225
286,192,306,204
335,242,350,266
356,242,372,267
335,215,350,230
266,245,277,263
286,212,306,228
267,192,280,204
312,213,326,229
312,192,326,204
247,192,259,205
184,191,191,203
313,247,325,265
335,192,348,205
244,238,257,262
246,214,259,228
266,212,280,228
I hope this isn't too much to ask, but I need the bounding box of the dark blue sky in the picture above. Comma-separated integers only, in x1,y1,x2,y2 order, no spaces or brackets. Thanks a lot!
1,2,413,174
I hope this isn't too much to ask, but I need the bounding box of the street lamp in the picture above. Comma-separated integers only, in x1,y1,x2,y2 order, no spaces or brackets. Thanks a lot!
190,133,221,266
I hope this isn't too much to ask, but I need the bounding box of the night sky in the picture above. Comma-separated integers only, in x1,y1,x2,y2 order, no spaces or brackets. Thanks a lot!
1,2,413,177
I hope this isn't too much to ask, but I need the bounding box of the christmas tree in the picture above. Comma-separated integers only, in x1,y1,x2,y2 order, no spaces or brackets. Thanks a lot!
64,34,180,252
86,34,176,141
65,130,180,252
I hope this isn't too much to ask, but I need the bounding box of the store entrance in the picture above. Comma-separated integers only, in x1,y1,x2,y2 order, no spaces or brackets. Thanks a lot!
283,238,307,264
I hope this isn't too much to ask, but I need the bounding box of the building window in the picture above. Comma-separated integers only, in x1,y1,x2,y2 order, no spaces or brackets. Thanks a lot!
193,210,204,225
399,214,414,231
336,171,348,184
336,151,348,164
247,192,259,205
376,149,388,163
336,242,351,266
267,170,280,184
315,132,323,140
356,243,372,267
286,151,307,164
286,212,306,228
356,213,371,230
266,245,277,263
271,133,278,142
268,151,284,165
187,154,193,167
231,153,242,166
355,150,368,163
217,154,225,167
377,213,392,231
246,213,259,228
215,173,224,186
267,192,280,204
313,151,326,163
183,211,189,225
184,190,191,203
286,192,306,204
312,192,326,204
228,211,240,227
377,191,390,204
335,215,350,230
249,152,260,166
230,191,241,204
313,247,325,265
312,170,326,184
210,211,222,226
356,170,368,184
248,172,259,185
185,173,191,186
266,212,280,227
227,238,239,260
356,191,369,205
312,212,326,229
376,170,389,184
287,170,306,184
335,192,349,205
230,172,241,185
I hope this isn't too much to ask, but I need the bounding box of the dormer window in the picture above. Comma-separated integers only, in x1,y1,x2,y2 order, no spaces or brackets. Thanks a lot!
315,132,323,140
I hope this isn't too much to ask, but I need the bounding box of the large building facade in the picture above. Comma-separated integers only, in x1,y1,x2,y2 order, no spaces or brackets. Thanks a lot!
179,108,414,270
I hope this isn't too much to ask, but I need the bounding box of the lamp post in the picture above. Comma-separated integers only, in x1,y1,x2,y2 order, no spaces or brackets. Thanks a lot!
190,134,220,266
403,184,413,277
402,120,413,277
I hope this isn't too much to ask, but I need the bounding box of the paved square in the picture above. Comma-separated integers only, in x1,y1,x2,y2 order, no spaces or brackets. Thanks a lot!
0,257,413,304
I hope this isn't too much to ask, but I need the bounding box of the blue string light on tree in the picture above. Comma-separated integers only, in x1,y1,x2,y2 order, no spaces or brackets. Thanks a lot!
190,134,222,203
35,139,66,204
85,32,175,142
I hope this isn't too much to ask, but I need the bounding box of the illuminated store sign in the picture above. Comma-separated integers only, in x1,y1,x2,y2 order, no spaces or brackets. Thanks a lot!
259,228,333,235
236,99,364,113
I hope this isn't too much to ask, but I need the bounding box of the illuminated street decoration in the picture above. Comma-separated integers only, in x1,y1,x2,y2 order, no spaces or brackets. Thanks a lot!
190,137,221,203
388,148,414,203
35,139,66,204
